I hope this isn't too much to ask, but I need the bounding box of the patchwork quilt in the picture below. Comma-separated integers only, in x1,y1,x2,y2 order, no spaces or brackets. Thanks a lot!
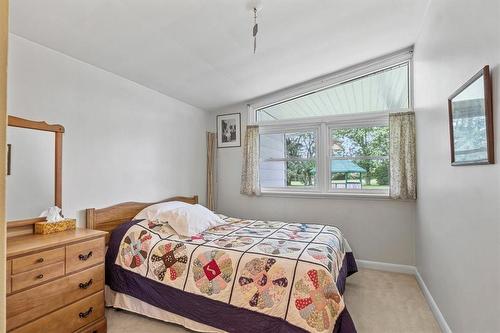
115,215,350,332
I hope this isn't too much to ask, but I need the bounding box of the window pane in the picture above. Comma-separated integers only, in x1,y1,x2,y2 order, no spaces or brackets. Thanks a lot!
257,62,409,122
260,133,284,160
287,161,317,187
331,127,389,157
331,159,389,190
260,161,286,188
286,132,316,159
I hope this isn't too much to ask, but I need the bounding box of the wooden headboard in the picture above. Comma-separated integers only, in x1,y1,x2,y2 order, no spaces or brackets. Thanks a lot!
85,195,198,243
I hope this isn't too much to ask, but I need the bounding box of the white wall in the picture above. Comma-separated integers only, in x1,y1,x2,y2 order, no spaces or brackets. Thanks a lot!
213,106,416,265
414,0,500,332
7,35,210,227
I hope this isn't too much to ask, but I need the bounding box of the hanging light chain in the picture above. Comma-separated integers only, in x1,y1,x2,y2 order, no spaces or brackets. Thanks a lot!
253,7,258,54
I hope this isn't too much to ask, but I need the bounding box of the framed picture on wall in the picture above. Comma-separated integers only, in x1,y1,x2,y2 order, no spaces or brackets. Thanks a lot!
217,113,241,148
448,65,494,166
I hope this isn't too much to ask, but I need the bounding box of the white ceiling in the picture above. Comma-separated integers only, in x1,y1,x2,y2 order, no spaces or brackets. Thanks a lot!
10,0,430,111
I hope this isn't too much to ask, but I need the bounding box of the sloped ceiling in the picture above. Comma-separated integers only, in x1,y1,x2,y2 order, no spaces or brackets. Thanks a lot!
10,0,430,110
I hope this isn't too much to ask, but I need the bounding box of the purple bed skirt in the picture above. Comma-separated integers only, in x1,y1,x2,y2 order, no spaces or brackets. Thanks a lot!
106,220,358,333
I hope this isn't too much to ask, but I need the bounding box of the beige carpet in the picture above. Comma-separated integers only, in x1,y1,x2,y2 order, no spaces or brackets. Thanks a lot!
106,268,441,333
345,269,441,333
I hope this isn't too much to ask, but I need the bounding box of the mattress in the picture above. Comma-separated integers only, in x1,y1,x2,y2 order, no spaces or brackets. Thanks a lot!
105,215,358,333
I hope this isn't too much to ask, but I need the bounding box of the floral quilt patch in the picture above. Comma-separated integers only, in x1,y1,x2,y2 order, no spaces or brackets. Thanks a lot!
150,241,188,282
119,227,154,272
293,268,343,332
213,236,254,249
255,239,303,257
238,258,289,309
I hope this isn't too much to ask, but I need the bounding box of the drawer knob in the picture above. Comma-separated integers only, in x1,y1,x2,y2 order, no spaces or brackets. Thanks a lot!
78,251,93,261
79,278,93,289
36,258,44,263
36,274,44,279
79,307,93,319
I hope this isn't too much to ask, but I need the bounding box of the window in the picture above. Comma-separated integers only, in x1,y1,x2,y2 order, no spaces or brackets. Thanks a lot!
254,53,412,196
260,129,318,189
256,62,409,122
330,126,389,192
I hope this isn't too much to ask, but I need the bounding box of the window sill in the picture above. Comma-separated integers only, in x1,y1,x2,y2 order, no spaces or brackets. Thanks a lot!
259,190,391,200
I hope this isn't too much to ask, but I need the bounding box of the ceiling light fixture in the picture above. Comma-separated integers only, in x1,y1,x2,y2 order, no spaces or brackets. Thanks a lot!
247,0,263,54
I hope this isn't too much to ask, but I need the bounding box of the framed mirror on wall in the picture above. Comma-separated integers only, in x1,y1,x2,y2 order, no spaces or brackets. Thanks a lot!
6,116,64,234
448,65,494,166
6,127,55,221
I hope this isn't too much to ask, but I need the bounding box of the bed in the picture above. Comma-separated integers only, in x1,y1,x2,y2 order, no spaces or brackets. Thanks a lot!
86,195,358,333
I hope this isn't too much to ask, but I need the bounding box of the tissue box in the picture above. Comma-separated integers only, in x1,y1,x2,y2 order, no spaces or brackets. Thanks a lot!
34,219,76,235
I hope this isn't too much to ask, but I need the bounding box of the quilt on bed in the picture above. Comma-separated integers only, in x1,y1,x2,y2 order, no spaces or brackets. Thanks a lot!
109,215,356,333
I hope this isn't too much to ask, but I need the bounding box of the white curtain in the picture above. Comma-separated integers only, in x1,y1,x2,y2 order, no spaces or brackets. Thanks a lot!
389,111,417,200
240,125,260,196
206,132,217,210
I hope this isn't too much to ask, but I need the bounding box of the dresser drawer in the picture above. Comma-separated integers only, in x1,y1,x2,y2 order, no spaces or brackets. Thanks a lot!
12,247,65,274
66,237,105,273
75,317,107,333
7,264,104,331
11,261,65,292
11,291,105,333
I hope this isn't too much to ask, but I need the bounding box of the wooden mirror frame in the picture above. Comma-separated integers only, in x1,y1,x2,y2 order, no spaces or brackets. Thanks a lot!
448,65,494,166
7,115,65,236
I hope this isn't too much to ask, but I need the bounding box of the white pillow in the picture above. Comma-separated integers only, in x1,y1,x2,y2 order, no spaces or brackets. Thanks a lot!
164,204,225,237
133,201,191,220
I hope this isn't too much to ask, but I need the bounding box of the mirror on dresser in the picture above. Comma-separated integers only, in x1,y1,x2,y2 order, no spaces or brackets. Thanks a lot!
6,115,64,236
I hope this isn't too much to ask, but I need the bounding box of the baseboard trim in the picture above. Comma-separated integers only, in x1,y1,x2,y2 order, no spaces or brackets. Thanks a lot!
415,270,452,333
355,259,451,333
356,259,417,275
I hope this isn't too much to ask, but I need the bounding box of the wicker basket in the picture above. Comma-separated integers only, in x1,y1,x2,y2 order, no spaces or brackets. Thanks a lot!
34,219,76,235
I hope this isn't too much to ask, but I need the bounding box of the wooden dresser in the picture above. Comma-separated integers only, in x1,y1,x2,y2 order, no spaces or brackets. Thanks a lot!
6,228,108,333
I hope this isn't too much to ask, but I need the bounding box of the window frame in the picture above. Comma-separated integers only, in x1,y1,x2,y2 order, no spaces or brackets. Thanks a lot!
251,50,413,198
258,112,391,196
259,125,321,192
